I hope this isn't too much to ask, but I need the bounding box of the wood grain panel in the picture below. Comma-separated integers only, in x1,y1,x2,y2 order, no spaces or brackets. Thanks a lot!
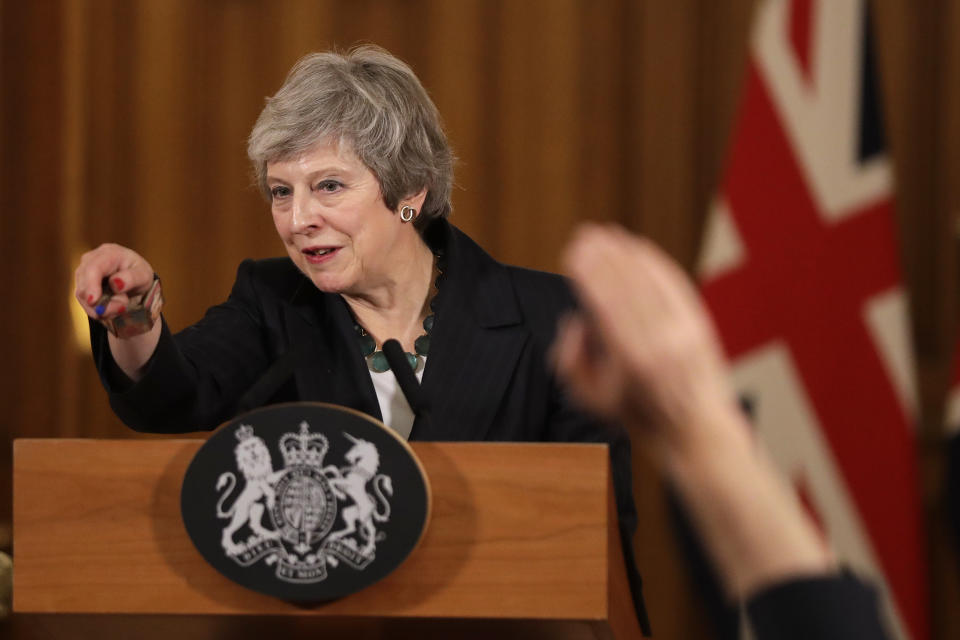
636,0,700,259
422,0,495,244
14,440,612,622
200,0,279,285
133,0,207,331
493,0,582,271
0,0,67,525
693,0,757,257
576,0,632,231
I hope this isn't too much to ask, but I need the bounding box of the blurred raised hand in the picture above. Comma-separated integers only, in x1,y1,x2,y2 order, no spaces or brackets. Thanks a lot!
554,223,835,600
553,223,740,460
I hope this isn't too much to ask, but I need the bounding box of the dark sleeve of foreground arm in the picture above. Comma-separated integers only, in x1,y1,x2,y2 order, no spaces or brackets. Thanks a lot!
746,572,892,640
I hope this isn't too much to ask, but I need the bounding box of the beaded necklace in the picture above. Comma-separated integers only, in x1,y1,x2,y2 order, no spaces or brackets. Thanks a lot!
353,255,442,373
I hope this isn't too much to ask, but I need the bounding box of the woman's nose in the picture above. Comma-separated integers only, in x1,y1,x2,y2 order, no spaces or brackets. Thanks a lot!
290,191,322,232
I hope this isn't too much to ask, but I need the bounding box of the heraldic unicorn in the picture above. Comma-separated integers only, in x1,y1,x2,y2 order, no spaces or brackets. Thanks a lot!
214,421,394,583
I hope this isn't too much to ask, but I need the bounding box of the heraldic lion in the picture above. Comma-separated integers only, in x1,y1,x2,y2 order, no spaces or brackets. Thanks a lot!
216,427,283,556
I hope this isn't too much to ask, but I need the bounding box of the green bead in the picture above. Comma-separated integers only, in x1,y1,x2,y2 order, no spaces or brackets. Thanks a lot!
414,334,430,356
358,333,376,356
423,315,434,332
405,352,418,370
369,351,390,373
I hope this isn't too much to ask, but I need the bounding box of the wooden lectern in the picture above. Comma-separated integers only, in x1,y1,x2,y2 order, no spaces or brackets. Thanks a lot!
13,439,643,639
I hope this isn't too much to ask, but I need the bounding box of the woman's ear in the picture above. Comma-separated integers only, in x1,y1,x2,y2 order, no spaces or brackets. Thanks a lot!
402,188,428,213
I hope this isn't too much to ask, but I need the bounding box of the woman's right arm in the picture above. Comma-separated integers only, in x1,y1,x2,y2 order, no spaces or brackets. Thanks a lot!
80,249,275,433
74,243,161,381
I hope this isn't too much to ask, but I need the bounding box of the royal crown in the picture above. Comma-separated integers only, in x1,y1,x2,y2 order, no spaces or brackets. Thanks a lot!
280,421,329,468
235,424,255,441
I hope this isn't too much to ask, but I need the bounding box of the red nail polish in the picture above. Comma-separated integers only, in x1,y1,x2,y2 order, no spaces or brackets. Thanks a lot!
87,294,95,304
117,305,126,314
112,277,125,291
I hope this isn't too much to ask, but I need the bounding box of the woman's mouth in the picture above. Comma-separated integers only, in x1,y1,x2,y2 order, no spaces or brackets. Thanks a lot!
302,246,339,263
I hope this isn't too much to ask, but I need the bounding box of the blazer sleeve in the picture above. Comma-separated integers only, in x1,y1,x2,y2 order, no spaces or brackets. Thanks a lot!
746,572,892,640
90,259,273,433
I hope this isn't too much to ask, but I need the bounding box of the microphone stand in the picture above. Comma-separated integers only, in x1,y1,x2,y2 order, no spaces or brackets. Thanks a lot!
382,339,432,435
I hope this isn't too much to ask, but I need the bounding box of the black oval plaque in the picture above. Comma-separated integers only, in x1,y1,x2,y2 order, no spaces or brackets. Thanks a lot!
181,402,431,602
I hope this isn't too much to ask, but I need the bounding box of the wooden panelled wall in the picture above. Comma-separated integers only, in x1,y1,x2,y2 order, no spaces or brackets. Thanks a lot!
2,0,959,638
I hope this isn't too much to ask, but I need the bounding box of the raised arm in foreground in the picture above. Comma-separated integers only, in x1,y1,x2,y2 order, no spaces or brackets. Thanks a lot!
553,224,890,640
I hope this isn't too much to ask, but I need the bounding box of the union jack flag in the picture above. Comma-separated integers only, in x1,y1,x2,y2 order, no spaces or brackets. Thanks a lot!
698,1,927,638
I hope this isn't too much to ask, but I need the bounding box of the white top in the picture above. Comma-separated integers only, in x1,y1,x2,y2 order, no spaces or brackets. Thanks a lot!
369,357,426,440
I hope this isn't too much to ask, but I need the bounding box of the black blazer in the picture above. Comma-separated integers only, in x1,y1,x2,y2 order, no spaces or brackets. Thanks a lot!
91,220,651,634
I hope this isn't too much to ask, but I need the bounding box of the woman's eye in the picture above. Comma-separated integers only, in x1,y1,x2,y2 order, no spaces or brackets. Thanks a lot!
315,180,342,193
270,185,291,199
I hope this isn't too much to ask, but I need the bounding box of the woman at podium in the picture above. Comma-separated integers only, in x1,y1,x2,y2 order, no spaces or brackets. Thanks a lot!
73,46,650,634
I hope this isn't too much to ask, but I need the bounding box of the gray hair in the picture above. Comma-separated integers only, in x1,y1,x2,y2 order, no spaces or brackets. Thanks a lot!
247,46,454,229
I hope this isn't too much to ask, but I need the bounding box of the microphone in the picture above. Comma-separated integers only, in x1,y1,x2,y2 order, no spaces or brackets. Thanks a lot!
382,339,430,428
236,346,308,414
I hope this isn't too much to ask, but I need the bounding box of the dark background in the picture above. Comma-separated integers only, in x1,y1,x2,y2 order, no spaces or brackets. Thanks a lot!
2,1,958,637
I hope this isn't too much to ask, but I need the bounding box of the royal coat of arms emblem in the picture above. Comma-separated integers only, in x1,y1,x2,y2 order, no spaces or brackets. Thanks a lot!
181,403,430,601
217,421,394,582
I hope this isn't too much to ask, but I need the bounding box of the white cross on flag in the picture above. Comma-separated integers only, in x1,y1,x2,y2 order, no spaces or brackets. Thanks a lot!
697,1,927,638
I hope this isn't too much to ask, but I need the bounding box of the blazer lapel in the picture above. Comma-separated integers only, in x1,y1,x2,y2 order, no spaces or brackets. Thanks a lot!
285,281,382,420
415,225,527,441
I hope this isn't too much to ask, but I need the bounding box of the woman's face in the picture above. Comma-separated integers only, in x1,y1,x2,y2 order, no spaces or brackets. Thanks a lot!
266,141,412,295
